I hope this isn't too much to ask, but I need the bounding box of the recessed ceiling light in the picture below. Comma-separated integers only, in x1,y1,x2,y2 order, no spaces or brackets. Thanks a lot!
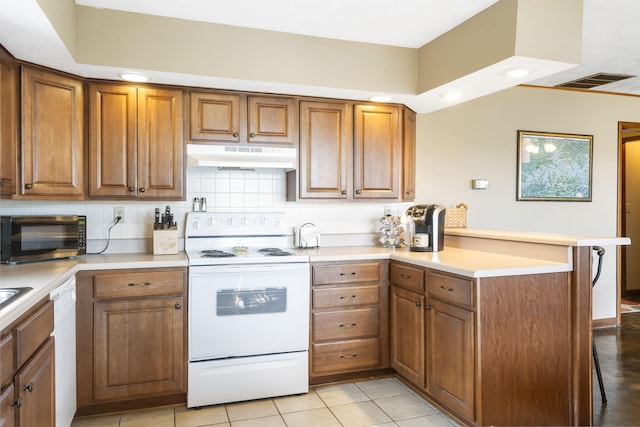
440,92,463,101
504,68,530,78
119,72,150,82
369,96,392,103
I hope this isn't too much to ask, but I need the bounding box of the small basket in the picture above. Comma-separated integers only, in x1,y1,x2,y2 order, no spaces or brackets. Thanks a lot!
445,203,468,228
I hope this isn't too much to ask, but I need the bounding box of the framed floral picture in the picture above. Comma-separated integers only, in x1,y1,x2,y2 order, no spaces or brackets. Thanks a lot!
516,130,593,201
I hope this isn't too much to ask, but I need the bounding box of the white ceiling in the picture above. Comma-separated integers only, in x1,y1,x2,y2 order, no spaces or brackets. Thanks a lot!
1,0,639,112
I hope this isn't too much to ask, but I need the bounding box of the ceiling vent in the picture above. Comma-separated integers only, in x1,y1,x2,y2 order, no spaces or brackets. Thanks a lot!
555,73,635,89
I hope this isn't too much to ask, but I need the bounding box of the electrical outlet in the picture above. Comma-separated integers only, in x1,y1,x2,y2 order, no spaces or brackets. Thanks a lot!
114,207,125,223
384,206,393,216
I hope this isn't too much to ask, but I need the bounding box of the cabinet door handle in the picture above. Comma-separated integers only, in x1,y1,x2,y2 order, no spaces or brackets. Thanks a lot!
440,285,454,292
139,187,146,193
415,301,421,307
339,354,357,359
339,295,357,299
128,187,136,192
23,382,34,393
25,183,33,189
405,191,411,196
0,180,4,187
175,303,182,309
128,282,151,287
425,305,432,311
249,132,256,138
339,323,357,328
339,272,356,276
10,397,22,408
355,189,362,194
232,132,239,138
341,190,347,195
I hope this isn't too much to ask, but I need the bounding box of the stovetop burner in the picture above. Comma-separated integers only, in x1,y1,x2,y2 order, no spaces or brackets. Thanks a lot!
201,250,235,258
258,248,293,256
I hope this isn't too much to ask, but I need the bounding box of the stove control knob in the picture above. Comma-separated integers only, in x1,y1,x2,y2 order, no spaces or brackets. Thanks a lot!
241,217,247,225
208,218,214,225
228,218,235,225
192,221,200,229
260,217,267,225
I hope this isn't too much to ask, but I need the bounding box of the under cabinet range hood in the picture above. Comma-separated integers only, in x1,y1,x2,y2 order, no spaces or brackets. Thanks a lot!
187,144,297,170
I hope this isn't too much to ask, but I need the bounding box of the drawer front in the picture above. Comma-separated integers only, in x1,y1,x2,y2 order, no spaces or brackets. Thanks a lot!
313,285,379,309
0,334,14,388
14,300,54,367
390,262,424,293
427,272,474,308
313,262,380,285
94,270,184,299
313,308,379,341
312,338,380,375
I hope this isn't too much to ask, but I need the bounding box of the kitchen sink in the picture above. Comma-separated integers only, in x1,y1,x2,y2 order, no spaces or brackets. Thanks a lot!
0,287,33,310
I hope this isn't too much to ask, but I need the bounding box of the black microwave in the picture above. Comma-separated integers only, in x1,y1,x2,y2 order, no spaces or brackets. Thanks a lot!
1,215,86,264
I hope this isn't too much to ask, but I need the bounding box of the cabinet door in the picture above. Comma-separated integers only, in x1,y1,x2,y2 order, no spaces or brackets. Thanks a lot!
88,83,138,198
390,286,425,388
401,107,416,201
247,96,295,145
353,104,401,199
189,92,241,143
93,297,185,401
14,337,55,427
299,101,351,199
21,68,84,198
427,298,475,421
137,88,184,199
0,48,17,195
0,383,15,427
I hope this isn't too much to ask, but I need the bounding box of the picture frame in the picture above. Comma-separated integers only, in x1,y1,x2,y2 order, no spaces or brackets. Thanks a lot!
516,130,593,201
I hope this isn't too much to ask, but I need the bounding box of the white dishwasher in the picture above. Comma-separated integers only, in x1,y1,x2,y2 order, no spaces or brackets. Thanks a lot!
50,276,77,427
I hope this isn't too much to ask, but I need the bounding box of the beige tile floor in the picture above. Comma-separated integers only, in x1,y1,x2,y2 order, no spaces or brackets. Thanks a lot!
71,377,459,427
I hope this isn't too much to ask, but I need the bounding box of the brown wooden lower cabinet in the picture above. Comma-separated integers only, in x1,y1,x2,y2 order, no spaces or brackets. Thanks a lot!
0,298,55,427
76,267,187,416
309,260,390,383
390,261,575,426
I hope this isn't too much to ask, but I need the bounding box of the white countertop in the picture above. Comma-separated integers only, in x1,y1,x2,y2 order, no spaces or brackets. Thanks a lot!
300,246,571,278
445,228,631,247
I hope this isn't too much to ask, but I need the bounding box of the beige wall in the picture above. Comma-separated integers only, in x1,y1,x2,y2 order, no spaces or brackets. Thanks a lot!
416,85,638,319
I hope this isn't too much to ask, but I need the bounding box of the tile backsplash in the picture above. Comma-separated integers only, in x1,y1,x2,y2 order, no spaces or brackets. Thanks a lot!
0,167,412,252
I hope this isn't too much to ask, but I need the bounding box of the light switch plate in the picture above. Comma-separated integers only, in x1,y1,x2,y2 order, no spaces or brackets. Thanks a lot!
471,179,489,190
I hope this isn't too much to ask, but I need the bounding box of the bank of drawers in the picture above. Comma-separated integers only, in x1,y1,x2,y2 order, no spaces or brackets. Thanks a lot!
310,262,383,377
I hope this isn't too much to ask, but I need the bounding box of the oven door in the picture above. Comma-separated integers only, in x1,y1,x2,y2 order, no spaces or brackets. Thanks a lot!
189,262,310,361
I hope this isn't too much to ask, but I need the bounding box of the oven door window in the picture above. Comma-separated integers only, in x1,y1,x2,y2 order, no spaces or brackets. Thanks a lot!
217,287,287,316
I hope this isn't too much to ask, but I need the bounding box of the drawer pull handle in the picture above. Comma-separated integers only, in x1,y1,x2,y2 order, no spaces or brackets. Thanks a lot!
10,397,22,408
440,285,454,292
400,273,411,279
339,272,357,276
339,354,357,359
339,323,357,327
23,382,34,393
128,282,152,287
339,295,357,299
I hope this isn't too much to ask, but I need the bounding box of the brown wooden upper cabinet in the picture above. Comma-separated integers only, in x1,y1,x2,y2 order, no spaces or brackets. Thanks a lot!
20,67,85,199
291,101,412,200
88,83,185,199
402,108,416,201
189,92,296,146
0,46,17,196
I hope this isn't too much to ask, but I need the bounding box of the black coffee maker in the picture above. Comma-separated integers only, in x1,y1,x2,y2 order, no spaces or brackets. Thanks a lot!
406,204,445,252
